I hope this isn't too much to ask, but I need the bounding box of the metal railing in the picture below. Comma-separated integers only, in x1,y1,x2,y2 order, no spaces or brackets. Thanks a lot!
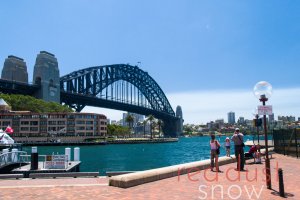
273,128,300,158
19,154,69,169
0,151,28,167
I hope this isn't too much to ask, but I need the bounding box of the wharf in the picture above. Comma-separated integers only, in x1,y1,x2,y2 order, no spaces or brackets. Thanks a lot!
12,161,81,178
0,153,299,199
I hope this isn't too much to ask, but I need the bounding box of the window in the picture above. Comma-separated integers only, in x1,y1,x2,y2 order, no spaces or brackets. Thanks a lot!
76,126,85,131
48,127,56,131
40,121,47,125
58,121,65,125
2,121,11,126
67,127,75,131
30,121,39,126
86,126,93,130
21,121,29,125
40,115,48,119
67,121,75,125
30,127,38,131
20,127,29,131
48,121,57,125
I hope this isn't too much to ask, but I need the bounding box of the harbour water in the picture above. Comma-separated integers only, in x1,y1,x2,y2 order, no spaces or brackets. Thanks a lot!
22,135,269,175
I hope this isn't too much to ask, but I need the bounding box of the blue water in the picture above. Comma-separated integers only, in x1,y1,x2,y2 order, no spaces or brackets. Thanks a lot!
22,135,270,175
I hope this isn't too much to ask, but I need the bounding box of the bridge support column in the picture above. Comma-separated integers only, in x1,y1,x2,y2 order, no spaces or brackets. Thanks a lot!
33,51,60,103
162,118,182,138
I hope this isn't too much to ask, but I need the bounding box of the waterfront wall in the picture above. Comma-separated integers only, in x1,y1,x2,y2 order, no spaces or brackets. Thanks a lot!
13,136,100,143
109,148,274,188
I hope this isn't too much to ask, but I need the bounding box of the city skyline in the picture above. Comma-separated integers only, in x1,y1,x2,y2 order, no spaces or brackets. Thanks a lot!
1,1,300,124
83,87,300,124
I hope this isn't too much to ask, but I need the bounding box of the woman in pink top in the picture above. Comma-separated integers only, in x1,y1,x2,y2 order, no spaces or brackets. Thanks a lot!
210,134,221,172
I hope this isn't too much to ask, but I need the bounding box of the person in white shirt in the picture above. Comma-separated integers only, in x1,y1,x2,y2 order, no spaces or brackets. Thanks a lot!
225,137,231,157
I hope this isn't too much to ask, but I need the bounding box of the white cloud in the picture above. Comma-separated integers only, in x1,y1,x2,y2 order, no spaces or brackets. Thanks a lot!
82,87,300,124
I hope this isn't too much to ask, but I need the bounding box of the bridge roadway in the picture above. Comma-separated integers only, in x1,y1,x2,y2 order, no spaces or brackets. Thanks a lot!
0,79,39,95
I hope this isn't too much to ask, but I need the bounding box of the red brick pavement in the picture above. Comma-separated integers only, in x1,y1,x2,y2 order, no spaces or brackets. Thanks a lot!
0,154,299,200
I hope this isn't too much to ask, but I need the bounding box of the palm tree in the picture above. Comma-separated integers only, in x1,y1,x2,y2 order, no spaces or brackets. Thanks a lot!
125,114,134,137
142,120,147,138
157,119,163,138
147,115,155,139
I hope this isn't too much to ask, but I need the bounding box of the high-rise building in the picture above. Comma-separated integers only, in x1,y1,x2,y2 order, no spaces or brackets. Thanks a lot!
215,119,224,128
122,112,144,127
237,117,245,125
268,114,274,123
227,112,235,124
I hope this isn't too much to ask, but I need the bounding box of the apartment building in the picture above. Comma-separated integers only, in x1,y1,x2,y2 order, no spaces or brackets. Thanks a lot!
0,111,107,138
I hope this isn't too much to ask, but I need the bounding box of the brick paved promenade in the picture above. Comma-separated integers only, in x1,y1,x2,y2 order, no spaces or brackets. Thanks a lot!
0,153,299,200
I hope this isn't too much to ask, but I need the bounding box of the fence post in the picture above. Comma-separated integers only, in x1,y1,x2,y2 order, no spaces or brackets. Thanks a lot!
282,130,286,155
295,128,299,159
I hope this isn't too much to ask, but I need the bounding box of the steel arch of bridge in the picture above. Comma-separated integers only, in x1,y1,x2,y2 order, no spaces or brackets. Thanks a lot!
60,64,176,121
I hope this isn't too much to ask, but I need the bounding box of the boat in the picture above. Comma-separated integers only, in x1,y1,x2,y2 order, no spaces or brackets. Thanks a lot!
0,129,21,150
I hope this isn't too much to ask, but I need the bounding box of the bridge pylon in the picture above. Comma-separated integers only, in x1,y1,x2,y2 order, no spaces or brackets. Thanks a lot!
33,51,60,103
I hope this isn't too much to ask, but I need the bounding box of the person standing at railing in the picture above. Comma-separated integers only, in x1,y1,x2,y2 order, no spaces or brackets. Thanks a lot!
231,128,245,171
225,137,231,157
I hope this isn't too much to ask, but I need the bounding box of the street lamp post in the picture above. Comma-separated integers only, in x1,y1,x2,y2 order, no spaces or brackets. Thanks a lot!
253,81,272,190
256,114,260,145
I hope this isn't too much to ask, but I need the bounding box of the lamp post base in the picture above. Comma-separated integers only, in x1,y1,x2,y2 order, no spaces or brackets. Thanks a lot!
265,157,272,189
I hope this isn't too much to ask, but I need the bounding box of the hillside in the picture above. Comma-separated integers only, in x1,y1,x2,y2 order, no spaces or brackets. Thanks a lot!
0,94,73,113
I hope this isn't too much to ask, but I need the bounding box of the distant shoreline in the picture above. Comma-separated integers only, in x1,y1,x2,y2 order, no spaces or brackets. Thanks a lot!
21,138,179,146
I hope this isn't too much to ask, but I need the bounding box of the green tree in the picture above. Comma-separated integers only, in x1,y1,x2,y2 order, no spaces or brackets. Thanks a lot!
107,124,130,138
125,114,134,137
157,119,163,138
0,94,73,113
142,120,147,138
147,115,155,139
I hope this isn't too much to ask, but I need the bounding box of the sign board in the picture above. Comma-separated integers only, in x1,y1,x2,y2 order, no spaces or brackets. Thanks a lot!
44,155,67,169
257,105,273,115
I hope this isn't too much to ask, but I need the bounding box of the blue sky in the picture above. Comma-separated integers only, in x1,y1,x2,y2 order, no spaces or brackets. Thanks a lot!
1,0,300,123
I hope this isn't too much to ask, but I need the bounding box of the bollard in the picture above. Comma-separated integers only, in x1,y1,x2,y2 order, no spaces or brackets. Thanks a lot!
278,168,285,197
74,147,80,161
65,147,71,162
31,147,38,170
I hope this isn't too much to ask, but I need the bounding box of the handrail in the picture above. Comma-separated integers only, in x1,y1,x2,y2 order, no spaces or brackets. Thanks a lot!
0,151,28,167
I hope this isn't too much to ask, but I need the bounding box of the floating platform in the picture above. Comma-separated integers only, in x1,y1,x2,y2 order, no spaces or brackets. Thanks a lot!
11,161,81,178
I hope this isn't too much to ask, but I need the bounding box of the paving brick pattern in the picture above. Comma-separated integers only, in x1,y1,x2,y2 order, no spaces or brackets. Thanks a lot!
0,154,299,200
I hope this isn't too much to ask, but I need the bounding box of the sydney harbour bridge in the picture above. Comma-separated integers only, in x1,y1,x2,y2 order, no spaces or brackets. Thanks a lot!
0,51,183,137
